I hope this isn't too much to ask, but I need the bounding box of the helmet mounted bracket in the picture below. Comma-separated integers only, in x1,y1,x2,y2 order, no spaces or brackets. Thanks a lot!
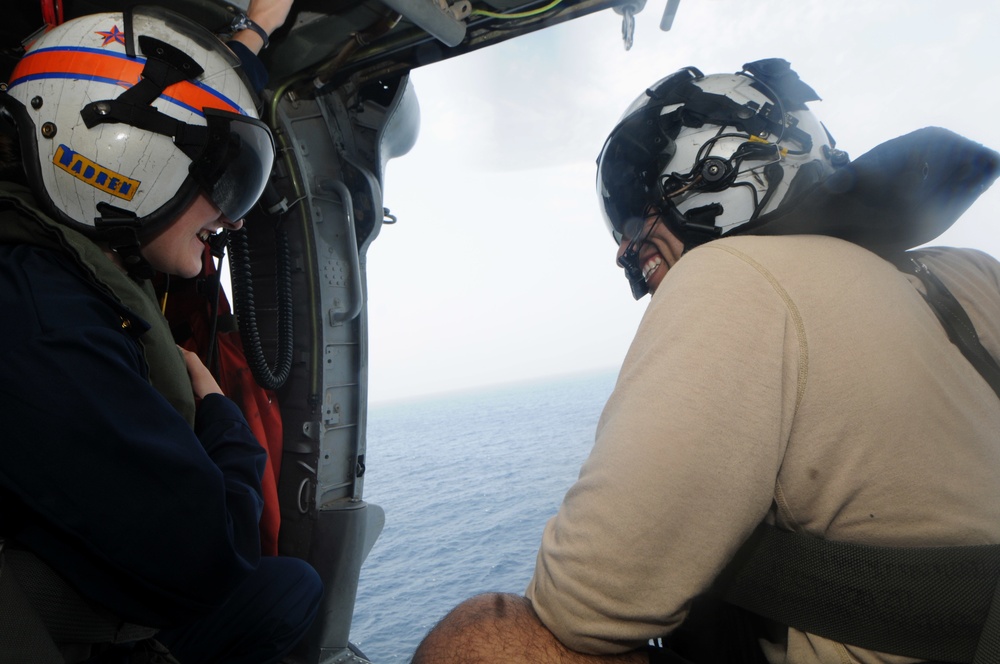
618,243,649,300
80,35,205,146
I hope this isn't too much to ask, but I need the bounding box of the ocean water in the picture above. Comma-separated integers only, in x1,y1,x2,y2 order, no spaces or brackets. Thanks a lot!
350,370,619,663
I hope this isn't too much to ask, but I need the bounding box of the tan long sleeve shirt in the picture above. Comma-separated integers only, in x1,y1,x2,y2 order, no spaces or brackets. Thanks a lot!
527,234,1000,664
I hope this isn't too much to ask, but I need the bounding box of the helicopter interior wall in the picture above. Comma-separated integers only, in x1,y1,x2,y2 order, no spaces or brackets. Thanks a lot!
233,68,414,661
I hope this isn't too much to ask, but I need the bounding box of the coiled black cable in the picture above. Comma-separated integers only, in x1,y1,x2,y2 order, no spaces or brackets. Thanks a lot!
227,223,294,390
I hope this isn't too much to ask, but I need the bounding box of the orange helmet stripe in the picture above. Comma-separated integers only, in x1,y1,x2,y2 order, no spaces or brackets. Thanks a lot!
9,47,246,116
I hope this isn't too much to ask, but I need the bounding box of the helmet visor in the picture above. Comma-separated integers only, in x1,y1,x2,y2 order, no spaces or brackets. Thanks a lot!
596,67,706,244
190,108,275,221
596,103,681,243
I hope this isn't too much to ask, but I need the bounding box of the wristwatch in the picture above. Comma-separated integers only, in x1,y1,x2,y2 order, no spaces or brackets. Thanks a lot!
230,13,269,49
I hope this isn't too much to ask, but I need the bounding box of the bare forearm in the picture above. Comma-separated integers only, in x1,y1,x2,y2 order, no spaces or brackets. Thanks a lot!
411,593,647,664
230,0,294,54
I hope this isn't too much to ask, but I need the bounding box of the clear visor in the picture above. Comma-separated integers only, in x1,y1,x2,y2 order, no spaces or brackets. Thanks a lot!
190,108,275,221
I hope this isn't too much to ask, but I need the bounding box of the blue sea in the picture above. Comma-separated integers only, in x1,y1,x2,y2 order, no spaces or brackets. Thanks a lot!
350,370,619,663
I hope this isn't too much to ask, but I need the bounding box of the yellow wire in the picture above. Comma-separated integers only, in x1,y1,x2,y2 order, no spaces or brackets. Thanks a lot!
471,0,563,20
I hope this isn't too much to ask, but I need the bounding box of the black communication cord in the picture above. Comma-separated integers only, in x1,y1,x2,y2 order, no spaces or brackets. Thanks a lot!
205,230,229,375
226,219,295,391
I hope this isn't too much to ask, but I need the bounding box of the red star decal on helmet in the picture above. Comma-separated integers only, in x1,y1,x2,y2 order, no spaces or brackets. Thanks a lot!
95,25,125,47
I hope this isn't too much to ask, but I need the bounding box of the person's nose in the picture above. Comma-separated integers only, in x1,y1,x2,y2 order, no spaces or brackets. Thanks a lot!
222,217,244,232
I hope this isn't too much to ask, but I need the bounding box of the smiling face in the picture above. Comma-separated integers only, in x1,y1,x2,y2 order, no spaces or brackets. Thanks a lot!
615,213,685,296
139,193,243,278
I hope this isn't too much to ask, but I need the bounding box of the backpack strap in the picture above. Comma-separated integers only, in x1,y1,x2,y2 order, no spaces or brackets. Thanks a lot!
717,255,1000,662
894,253,1000,400
721,522,1000,663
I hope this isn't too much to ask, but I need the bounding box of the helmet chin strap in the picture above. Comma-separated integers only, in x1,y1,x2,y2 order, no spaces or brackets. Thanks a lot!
95,202,155,280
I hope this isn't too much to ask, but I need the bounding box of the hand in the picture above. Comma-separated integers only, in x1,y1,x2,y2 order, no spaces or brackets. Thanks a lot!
231,0,295,54
179,346,224,399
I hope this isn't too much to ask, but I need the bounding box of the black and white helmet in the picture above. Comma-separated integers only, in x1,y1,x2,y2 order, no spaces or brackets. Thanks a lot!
596,59,845,297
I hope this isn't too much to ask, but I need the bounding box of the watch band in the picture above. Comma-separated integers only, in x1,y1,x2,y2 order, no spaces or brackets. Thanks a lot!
230,13,269,49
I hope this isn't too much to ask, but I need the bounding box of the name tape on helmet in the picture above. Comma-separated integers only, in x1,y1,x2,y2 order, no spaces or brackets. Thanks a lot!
54,144,140,201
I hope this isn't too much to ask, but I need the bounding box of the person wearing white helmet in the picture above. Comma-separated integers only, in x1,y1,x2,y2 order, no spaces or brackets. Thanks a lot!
596,61,845,299
409,60,1000,664
0,2,323,663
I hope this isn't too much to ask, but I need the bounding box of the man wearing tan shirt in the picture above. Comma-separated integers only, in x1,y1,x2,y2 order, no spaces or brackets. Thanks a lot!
411,60,1000,664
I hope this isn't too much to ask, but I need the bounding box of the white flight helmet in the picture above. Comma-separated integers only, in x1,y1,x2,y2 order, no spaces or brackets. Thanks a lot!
596,59,845,298
1,6,274,246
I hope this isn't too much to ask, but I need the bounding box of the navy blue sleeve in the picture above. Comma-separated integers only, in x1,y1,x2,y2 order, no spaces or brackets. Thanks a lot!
228,40,268,94
0,244,267,627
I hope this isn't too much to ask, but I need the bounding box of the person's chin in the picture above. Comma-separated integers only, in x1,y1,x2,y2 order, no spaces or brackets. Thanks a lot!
173,258,204,279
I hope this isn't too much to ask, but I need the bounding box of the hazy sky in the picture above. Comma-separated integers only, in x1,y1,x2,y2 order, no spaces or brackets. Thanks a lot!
363,0,1000,404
